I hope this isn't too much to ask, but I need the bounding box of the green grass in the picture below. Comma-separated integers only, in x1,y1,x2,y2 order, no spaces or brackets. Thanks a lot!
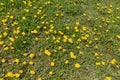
0,0,120,80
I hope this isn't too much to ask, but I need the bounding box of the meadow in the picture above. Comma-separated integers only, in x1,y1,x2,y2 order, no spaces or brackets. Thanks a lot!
0,0,120,80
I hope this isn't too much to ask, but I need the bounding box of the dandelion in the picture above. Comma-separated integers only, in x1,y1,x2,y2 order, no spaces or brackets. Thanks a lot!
70,52,77,59
96,62,101,66
65,60,69,64
0,41,4,45
37,77,42,80
44,50,51,56
29,53,35,59
75,63,81,68
5,72,14,77
31,30,38,34
30,70,35,75
3,32,8,37
68,38,73,44
49,71,53,75
106,77,112,80
50,61,55,67
109,59,116,64
1,58,6,63
14,73,20,78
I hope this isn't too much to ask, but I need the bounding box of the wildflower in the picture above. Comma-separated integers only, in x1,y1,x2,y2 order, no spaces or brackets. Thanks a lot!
31,30,38,34
0,41,4,45
106,77,112,80
14,73,20,78
82,26,87,31
23,61,27,65
96,62,101,66
29,61,34,65
22,16,26,20
70,52,77,59
5,72,14,77
37,77,42,80
116,35,120,39
101,61,105,65
68,38,73,44
75,22,79,25
30,70,35,75
19,70,23,74
50,61,55,67
4,47,9,51
29,53,35,59
3,32,8,37
23,53,27,57
1,19,7,23
9,37,15,42
79,51,83,55
65,60,69,64
13,59,20,63
109,59,116,64
49,71,53,75
1,58,6,63
75,63,81,68
44,50,51,56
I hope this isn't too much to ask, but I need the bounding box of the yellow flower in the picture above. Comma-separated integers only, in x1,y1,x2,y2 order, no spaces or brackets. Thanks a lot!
70,52,77,59
5,72,14,77
96,62,101,66
14,73,20,78
23,53,27,57
23,61,27,65
1,19,7,23
3,32,8,37
0,78,4,80
9,37,15,42
13,59,20,63
30,70,35,75
75,22,79,25
29,61,34,65
50,62,55,67
101,61,105,65
31,30,38,34
21,32,26,36
29,53,35,58
0,41,4,45
35,37,39,41
82,26,87,31
79,51,83,55
44,50,51,56
19,70,23,74
65,60,69,64
1,58,6,63
22,16,26,20
109,59,116,64
68,38,73,44
75,63,81,68
4,47,9,51
49,71,53,75
116,35,120,39
37,77,42,80
106,77,112,80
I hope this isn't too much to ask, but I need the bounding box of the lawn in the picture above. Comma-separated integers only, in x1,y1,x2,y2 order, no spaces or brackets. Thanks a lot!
0,0,120,80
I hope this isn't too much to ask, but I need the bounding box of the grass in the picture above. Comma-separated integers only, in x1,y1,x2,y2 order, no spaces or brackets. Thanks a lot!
0,0,120,80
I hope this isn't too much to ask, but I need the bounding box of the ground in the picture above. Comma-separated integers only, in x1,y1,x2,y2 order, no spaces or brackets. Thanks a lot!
0,0,120,80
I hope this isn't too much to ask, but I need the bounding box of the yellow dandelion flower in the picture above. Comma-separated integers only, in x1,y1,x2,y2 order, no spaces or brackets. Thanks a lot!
109,59,116,64
0,41,4,45
49,71,53,75
68,38,73,44
9,37,15,42
70,52,77,59
29,53,35,58
5,72,14,77
4,47,9,51
106,77,112,80
29,61,34,65
14,73,20,78
50,62,55,67
44,50,51,56
96,62,101,66
75,63,81,68
1,58,6,63
31,30,38,34
30,70,35,75
1,19,7,23
65,60,69,64
3,32,8,37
